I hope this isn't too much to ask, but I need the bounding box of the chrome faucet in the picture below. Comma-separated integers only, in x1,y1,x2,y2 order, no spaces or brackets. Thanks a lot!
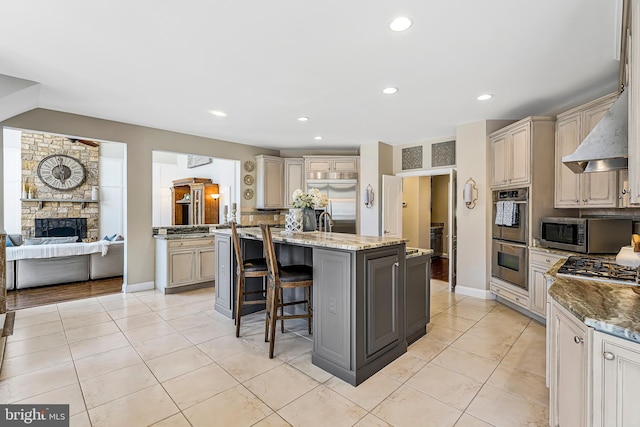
318,211,334,232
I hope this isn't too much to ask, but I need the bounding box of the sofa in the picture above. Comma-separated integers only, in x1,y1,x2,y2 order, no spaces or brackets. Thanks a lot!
6,235,124,290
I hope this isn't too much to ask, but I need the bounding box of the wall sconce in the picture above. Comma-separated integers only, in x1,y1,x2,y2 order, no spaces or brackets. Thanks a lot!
463,178,478,209
211,194,220,199
363,184,374,208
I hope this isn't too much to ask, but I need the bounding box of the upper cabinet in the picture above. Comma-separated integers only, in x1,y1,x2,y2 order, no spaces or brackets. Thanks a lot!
490,118,553,189
629,0,640,204
304,156,359,177
284,158,304,208
555,93,620,208
255,155,284,209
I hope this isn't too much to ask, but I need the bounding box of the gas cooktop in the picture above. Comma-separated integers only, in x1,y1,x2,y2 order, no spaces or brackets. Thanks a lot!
557,256,638,285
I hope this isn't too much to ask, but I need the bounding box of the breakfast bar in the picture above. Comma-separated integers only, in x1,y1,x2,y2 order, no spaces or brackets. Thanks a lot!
213,227,422,386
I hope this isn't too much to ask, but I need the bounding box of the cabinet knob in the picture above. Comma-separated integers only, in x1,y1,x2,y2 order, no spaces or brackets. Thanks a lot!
384,230,390,234
603,351,615,361
546,258,550,263
574,199,579,203
574,336,584,344
583,199,588,203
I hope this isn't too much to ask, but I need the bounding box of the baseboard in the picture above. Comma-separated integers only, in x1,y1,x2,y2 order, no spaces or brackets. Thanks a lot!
123,281,154,293
454,285,496,300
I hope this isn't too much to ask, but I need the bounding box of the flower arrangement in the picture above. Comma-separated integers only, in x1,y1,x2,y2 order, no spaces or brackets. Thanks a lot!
291,188,328,209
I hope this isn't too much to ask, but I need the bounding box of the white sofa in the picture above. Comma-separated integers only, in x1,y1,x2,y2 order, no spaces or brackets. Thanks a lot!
6,235,124,289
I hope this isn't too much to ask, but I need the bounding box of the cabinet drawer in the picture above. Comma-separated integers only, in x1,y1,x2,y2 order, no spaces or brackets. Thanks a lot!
490,282,529,308
168,238,215,249
529,251,563,268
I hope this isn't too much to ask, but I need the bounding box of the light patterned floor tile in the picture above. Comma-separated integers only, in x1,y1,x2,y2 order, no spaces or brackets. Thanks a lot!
353,413,393,426
372,385,461,427
70,411,91,427
123,321,177,346
465,384,548,427
69,331,130,360
156,304,199,321
500,345,546,377
179,320,234,344
16,382,86,416
11,310,61,329
407,336,448,361
253,413,293,427
450,333,512,362
454,413,495,427
106,303,153,320
161,363,239,410
3,331,67,358
1,343,71,380
65,320,120,344
217,345,284,382
406,364,482,411
80,362,158,409
430,313,478,332
486,365,548,406
183,385,272,427
287,352,334,383
133,332,192,360
114,311,165,331
380,352,428,383
326,373,401,411
278,385,368,427
432,347,499,383
0,361,78,403
245,364,320,410
423,324,464,345
197,334,258,361
87,384,179,427
146,346,212,382
13,304,58,318
74,345,142,381
58,303,105,319
61,311,112,330
150,413,192,427
7,320,64,342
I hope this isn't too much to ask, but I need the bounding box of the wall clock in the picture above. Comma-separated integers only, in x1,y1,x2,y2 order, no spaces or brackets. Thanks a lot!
243,174,254,185
243,188,254,200
243,160,255,172
37,154,86,191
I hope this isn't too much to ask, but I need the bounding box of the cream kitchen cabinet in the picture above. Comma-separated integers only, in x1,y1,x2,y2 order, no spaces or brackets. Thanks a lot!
592,330,640,427
549,299,593,427
555,93,619,208
155,237,215,293
304,156,359,176
528,249,564,319
490,117,554,189
255,155,284,209
629,0,640,205
284,158,304,208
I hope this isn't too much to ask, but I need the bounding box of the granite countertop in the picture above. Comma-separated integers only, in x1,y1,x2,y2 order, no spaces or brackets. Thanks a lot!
406,247,434,258
548,259,640,344
529,246,584,257
214,227,409,251
154,233,217,240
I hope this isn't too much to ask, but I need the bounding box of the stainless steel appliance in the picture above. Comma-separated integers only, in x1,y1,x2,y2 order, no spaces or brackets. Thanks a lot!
557,256,637,285
307,178,357,234
492,188,528,243
491,188,529,290
540,217,632,254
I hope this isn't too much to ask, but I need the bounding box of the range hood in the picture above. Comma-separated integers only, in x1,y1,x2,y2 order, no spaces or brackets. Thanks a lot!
562,89,628,174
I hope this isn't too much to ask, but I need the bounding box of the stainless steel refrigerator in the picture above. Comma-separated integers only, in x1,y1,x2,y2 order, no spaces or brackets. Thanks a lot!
307,180,357,233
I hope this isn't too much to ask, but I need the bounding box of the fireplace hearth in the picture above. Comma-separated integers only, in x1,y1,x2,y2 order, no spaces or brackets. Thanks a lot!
35,218,87,242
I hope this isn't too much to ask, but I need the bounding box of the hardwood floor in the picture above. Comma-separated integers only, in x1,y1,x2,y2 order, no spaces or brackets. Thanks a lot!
7,277,123,311
431,257,448,282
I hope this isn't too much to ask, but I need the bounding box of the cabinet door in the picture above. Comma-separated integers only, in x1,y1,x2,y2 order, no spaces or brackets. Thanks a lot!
306,158,331,173
528,265,547,318
630,0,640,205
555,114,582,207
550,301,591,427
197,246,216,282
365,253,401,358
406,255,430,343
618,170,630,207
582,97,618,207
256,156,284,209
593,331,640,427
490,133,508,187
214,235,233,317
333,157,358,172
169,249,196,286
509,122,531,186
284,158,305,208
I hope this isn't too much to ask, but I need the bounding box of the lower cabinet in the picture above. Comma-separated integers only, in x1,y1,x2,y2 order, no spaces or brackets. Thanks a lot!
592,331,640,427
549,299,593,427
405,254,431,345
155,237,216,293
528,249,565,319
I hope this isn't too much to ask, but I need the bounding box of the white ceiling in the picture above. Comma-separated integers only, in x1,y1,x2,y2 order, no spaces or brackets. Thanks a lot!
0,0,622,150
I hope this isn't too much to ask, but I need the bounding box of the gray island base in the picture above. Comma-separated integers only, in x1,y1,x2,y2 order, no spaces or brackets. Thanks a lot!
214,227,431,386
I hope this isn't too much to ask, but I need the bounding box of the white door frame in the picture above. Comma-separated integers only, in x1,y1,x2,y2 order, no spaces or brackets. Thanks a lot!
396,167,456,288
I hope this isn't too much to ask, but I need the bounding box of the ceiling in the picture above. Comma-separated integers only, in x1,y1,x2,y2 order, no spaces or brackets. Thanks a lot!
0,0,622,150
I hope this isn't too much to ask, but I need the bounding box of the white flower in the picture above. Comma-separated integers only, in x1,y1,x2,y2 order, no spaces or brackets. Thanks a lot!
292,188,328,209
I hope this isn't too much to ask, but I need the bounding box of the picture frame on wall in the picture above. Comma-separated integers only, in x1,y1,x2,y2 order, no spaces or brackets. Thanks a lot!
187,155,212,168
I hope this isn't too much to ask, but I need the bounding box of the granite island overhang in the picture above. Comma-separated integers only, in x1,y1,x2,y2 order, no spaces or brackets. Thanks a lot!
212,227,428,386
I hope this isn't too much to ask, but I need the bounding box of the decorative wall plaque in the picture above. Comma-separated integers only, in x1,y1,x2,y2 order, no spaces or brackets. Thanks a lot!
187,155,212,168
402,146,423,170
431,140,456,167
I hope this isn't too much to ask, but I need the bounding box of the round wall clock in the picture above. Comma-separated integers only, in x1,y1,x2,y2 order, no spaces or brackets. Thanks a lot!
243,188,254,200
243,174,254,185
37,154,86,191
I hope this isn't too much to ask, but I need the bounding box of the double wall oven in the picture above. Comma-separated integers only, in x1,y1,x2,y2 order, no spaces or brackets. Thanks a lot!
491,188,528,290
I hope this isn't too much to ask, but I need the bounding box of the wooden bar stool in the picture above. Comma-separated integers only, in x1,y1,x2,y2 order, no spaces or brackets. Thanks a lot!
232,222,269,338
260,224,313,358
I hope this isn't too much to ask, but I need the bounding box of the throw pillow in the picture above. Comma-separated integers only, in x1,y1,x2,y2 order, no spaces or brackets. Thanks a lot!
114,234,124,241
6,236,14,247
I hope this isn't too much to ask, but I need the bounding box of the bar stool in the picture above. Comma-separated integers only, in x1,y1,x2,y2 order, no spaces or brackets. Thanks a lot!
232,222,269,338
260,224,313,358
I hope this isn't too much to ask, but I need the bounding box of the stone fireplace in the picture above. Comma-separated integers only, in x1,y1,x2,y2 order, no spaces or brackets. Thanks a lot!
21,132,99,241
34,218,87,242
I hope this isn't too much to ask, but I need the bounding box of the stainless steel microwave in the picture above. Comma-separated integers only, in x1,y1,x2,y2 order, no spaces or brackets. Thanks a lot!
539,217,632,254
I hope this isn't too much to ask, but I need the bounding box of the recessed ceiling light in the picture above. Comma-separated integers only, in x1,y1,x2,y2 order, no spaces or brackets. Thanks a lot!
382,87,399,95
389,16,412,32
297,117,309,122
314,136,323,140
210,110,227,117
477,94,493,101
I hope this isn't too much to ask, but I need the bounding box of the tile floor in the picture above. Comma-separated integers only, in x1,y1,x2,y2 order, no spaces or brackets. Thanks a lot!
0,280,549,427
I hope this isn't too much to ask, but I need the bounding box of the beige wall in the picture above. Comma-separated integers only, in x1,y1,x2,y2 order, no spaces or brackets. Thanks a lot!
1,109,278,290
402,176,431,249
359,141,393,236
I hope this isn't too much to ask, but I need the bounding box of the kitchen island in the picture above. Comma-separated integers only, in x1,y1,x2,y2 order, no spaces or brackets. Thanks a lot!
213,227,421,386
